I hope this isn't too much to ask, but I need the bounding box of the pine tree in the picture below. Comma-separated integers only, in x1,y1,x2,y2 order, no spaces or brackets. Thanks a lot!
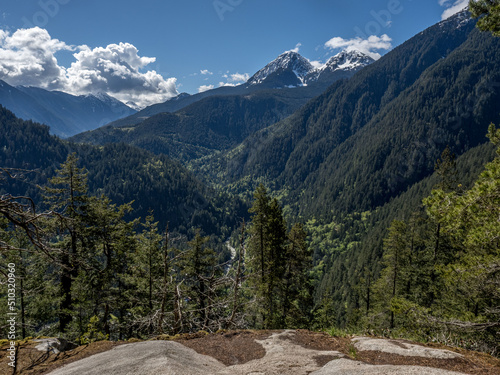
43,153,89,333
424,124,500,340
283,223,313,328
181,230,219,330
127,213,162,334
470,0,500,36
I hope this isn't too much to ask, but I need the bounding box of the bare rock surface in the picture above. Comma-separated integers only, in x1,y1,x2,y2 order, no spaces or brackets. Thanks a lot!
216,330,344,374
33,338,78,354
47,340,226,375
353,336,464,359
310,358,467,374
46,331,485,375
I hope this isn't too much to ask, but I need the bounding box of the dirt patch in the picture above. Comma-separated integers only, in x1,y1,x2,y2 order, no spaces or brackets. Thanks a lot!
176,329,272,366
287,329,352,353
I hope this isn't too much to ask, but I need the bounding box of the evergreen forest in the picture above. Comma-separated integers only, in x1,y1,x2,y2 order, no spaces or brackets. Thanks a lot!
0,4,499,357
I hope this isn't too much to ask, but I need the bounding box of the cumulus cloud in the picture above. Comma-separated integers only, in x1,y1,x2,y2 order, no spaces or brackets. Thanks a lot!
228,72,249,82
0,27,178,109
439,0,468,20
66,42,178,108
0,27,70,89
324,34,392,60
200,69,213,75
198,84,214,93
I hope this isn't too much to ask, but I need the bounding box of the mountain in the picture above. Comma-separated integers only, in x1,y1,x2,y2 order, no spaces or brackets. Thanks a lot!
0,105,245,234
222,10,500,218
247,51,314,87
71,90,314,162
101,50,373,131
305,50,375,84
246,50,374,89
0,81,136,138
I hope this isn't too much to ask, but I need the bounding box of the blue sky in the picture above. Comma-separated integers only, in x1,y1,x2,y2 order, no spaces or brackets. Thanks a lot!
0,0,468,108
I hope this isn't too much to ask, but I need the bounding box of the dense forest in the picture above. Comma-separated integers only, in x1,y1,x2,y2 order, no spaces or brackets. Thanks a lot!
0,131,312,339
1,4,499,357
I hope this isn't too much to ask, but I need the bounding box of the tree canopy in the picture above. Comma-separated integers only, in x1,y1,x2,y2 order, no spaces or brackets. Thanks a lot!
470,0,500,36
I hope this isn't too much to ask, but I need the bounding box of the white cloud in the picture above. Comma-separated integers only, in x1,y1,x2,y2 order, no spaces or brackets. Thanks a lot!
217,71,250,88
325,34,393,60
219,82,237,87
309,60,323,69
439,0,468,20
228,72,249,82
200,69,213,75
287,43,302,53
0,27,178,109
0,27,71,89
198,84,214,93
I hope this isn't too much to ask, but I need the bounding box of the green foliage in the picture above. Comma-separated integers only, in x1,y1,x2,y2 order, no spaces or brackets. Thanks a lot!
0,105,246,237
366,125,500,354
245,185,313,329
80,316,109,345
470,0,500,36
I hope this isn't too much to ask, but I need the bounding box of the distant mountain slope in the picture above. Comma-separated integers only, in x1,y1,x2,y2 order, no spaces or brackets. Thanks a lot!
70,89,317,162
0,81,136,137
0,105,244,234
222,11,500,219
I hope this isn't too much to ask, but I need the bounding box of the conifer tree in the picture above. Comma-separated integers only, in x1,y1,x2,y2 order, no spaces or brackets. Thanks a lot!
470,0,500,36
284,223,313,328
43,153,89,333
181,230,219,330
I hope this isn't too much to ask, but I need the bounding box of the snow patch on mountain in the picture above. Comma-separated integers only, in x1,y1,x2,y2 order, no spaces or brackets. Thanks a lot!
248,50,374,88
248,51,314,85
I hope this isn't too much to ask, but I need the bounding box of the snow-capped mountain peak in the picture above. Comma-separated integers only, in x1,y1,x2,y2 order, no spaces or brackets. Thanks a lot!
323,50,375,72
248,51,314,85
247,49,374,89
305,50,374,84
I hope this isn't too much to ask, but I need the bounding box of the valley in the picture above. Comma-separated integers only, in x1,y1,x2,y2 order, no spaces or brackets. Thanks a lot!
0,5,499,373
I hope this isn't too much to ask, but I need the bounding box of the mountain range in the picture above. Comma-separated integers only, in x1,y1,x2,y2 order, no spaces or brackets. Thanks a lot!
70,49,374,161
220,10,500,217
0,50,372,140
66,10,500,325
247,49,375,88
1,8,499,333
0,80,136,138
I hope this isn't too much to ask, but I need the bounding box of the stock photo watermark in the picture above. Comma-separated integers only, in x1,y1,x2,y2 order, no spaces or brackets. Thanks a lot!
5,262,17,369
213,0,243,21
354,0,409,38
22,0,71,29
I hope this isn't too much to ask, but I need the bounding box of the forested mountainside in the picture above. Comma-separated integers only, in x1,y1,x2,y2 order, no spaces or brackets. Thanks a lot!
0,106,245,235
1,7,499,357
70,90,315,161
97,49,372,131
220,11,500,219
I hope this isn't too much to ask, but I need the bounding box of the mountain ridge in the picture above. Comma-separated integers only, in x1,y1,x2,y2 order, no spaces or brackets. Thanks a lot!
98,49,373,131
219,10,490,217
0,81,136,138
247,49,374,89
